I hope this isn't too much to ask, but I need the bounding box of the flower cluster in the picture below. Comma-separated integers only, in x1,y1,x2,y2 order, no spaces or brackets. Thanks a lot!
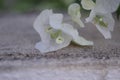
33,0,120,53
81,0,120,39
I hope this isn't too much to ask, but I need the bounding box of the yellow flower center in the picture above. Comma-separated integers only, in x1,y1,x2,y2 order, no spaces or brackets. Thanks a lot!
56,36,64,44
46,27,64,44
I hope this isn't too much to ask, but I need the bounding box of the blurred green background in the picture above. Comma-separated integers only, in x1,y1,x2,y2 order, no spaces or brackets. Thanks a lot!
0,0,119,18
0,0,77,12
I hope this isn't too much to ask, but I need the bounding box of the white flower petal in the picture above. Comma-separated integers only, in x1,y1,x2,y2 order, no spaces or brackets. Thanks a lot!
95,24,111,39
68,3,85,27
81,0,95,10
86,10,113,39
73,36,94,46
62,23,93,45
68,3,81,17
35,33,72,53
85,0,117,39
95,0,120,14
61,23,79,38
72,17,85,28
86,9,96,22
103,13,115,31
33,9,53,43
49,14,63,29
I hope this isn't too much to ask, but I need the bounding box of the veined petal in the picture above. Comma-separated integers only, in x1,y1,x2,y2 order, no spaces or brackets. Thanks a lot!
33,9,53,43
81,0,95,10
68,3,85,27
95,0,120,14
62,23,93,45
95,24,111,39
49,14,63,29
35,33,72,53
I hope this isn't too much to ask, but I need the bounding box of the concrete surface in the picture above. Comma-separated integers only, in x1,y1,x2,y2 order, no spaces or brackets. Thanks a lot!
0,59,120,80
0,13,120,80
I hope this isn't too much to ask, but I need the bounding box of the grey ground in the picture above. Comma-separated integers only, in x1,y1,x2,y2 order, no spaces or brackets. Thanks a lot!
0,13,120,80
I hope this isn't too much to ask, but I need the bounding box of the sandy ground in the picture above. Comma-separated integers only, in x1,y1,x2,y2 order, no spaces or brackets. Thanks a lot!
0,13,120,80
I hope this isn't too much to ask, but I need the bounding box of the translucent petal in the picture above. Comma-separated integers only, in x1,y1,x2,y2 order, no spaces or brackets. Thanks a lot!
68,3,85,27
61,23,79,38
35,33,72,53
71,17,85,28
49,14,63,29
86,9,96,22
86,10,114,39
73,36,94,46
95,24,111,39
62,23,93,45
68,3,81,17
95,0,120,14
81,0,95,10
103,13,115,31
33,9,53,43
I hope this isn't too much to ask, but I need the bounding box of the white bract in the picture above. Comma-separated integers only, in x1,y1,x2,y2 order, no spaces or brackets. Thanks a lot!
81,0,120,39
68,3,85,28
86,10,115,39
81,0,95,10
33,9,93,53
94,0,120,14
81,0,120,13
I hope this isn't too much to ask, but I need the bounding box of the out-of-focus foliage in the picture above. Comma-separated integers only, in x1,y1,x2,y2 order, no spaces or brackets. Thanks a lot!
0,0,4,9
116,5,120,19
0,0,75,12
0,0,119,15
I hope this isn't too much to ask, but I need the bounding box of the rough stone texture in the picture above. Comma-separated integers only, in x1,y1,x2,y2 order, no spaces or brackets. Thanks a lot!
0,13,120,80
0,59,120,80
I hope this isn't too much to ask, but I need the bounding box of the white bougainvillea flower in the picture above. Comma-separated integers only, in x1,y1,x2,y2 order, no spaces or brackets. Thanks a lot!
81,0,95,10
82,0,119,39
86,10,115,39
34,9,93,53
81,0,120,13
68,3,85,28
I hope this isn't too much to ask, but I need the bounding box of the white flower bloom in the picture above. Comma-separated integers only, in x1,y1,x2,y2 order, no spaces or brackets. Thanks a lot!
86,10,115,39
34,9,93,53
81,0,120,13
68,3,85,28
83,0,119,39
81,0,95,10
